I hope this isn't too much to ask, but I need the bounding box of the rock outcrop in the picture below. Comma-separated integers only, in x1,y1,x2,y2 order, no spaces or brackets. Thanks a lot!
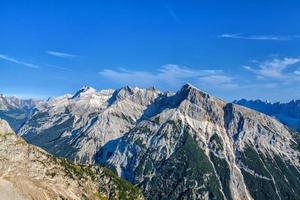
0,119,144,200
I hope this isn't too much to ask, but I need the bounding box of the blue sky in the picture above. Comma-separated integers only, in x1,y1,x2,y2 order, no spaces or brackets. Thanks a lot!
1,0,300,101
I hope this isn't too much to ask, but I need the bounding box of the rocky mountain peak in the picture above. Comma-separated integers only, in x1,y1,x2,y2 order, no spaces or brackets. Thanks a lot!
181,83,196,90
145,86,158,91
173,83,220,109
71,86,97,98
108,85,135,105
117,85,135,96
179,83,210,98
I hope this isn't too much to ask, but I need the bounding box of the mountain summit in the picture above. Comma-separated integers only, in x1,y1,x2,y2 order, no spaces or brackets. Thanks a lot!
17,84,300,200
71,86,97,99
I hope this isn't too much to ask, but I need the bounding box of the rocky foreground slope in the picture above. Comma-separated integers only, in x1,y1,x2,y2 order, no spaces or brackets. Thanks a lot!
18,84,300,200
0,119,144,200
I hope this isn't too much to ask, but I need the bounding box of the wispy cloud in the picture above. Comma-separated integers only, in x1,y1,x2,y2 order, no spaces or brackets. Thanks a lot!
0,54,39,68
0,53,76,72
46,50,77,58
198,74,233,84
294,70,300,75
218,33,299,41
162,0,181,24
99,64,235,90
198,75,240,89
240,56,300,101
243,57,300,78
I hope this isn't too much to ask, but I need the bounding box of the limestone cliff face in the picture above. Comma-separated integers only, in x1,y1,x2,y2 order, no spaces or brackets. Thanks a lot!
18,86,161,164
98,84,300,200
0,119,144,200
15,84,300,200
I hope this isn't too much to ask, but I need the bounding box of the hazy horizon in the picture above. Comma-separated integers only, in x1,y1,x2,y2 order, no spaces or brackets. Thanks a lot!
1,83,298,104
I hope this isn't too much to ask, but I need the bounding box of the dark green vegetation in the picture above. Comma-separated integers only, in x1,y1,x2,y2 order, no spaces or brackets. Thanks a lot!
209,153,231,200
238,144,300,200
209,134,232,200
102,167,143,199
209,133,224,152
131,122,300,200
291,131,300,154
144,133,224,199
47,154,144,200
134,121,225,200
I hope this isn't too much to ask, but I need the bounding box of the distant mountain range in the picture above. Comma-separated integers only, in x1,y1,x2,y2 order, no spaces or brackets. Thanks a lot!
234,99,300,132
2,84,298,200
0,94,40,131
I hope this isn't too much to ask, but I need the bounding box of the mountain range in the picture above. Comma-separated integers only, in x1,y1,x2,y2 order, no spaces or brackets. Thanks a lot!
234,99,300,132
0,94,40,132
1,84,300,199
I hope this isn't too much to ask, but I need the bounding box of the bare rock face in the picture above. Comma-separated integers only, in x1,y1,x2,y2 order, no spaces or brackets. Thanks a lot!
0,119,13,133
0,119,144,200
16,84,300,200
18,86,161,163
234,99,300,132
98,84,300,200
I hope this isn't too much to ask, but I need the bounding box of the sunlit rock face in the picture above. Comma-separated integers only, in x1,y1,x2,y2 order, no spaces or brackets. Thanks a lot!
18,84,300,200
18,86,161,163
0,119,144,200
